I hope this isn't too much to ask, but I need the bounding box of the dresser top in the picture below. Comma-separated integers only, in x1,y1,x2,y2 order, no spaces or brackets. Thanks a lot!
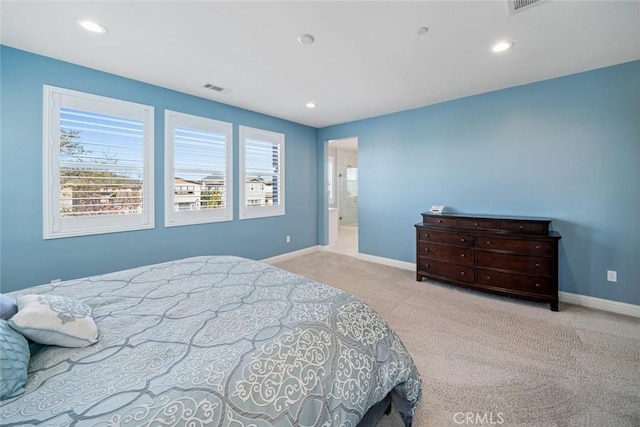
420,212,553,222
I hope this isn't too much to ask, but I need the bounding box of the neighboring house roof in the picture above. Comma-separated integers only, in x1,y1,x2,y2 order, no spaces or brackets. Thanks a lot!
202,174,225,181
174,177,202,186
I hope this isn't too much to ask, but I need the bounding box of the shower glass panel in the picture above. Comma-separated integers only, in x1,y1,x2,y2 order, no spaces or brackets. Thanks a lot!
337,148,358,225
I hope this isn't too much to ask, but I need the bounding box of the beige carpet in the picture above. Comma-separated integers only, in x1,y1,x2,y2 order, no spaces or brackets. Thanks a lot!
274,252,640,427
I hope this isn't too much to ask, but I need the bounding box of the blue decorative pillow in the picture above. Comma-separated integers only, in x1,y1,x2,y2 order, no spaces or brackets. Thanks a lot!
9,294,98,347
0,319,30,400
0,294,18,320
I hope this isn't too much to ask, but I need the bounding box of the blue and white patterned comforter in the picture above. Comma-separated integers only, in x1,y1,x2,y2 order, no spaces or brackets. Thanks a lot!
1,256,421,426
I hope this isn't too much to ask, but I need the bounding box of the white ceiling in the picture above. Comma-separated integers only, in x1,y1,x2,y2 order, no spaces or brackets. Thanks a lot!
2,1,639,128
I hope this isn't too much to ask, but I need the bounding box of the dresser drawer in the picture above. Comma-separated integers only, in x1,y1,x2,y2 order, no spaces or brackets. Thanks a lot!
478,237,553,256
418,258,475,283
423,216,457,227
417,228,475,247
498,220,548,235
477,268,552,295
477,251,552,276
418,242,474,265
457,218,499,231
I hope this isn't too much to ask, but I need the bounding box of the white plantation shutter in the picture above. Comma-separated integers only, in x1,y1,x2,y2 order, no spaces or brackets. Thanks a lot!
245,140,281,205
165,111,233,226
59,108,144,217
43,86,154,239
239,126,285,219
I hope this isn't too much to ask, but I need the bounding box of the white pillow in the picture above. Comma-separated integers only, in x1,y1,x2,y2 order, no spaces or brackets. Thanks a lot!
9,294,98,347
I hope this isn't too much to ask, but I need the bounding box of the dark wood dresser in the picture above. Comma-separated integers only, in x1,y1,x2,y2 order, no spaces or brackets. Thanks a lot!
415,213,561,311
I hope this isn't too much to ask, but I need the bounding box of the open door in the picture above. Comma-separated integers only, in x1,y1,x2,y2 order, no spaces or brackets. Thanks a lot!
327,137,358,255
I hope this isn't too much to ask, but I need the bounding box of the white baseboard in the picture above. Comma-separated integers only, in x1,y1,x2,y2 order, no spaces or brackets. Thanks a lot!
358,256,640,318
264,248,640,318
357,253,415,271
349,254,640,318
559,291,640,318
261,246,320,264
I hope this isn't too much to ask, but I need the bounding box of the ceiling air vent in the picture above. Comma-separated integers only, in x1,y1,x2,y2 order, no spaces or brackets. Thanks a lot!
508,0,545,14
203,83,233,95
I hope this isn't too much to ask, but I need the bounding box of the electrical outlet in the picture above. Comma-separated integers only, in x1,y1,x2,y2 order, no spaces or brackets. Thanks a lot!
286,235,291,243
607,270,617,282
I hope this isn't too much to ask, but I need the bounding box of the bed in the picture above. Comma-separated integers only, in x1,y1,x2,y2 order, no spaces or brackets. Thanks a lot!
1,256,421,426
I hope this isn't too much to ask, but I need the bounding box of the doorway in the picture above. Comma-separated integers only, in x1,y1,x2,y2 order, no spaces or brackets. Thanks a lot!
327,137,358,256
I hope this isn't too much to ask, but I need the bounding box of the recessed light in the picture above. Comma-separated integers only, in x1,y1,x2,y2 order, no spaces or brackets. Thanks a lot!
305,102,317,109
298,34,315,45
492,41,512,53
417,27,429,35
79,20,107,34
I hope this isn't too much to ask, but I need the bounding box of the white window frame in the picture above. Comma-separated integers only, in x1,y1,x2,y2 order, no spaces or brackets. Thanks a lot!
164,110,233,226
239,126,285,220
43,85,154,239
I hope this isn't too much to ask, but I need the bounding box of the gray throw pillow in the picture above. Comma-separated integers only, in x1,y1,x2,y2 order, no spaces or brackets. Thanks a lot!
0,294,18,320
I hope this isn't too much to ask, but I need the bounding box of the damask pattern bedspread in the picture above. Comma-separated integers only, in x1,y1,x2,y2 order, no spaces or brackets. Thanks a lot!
1,256,421,426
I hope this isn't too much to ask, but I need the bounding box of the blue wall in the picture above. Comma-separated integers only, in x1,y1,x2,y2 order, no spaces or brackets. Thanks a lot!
0,46,318,291
318,61,640,306
2,45,639,306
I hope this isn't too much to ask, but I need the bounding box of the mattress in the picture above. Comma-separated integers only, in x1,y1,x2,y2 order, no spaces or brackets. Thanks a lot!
1,256,421,426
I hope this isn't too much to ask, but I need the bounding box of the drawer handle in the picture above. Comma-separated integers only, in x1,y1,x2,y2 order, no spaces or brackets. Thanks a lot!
535,283,540,287
460,253,465,257
460,238,465,242
535,245,541,250
474,222,479,226
535,263,540,267
486,275,491,280
425,264,430,268
438,219,443,223
460,271,465,275
426,234,430,238
424,248,429,252
486,241,491,245
519,225,524,229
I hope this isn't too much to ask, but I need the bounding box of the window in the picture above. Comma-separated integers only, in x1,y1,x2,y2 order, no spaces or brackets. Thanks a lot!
165,111,233,226
239,126,285,219
328,155,335,206
346,166,358,197
43,86,154,239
